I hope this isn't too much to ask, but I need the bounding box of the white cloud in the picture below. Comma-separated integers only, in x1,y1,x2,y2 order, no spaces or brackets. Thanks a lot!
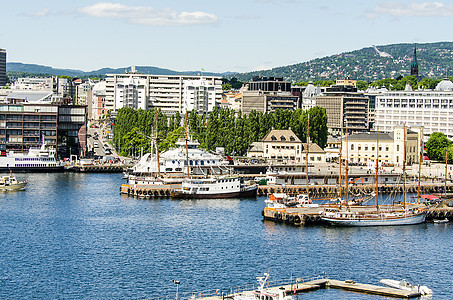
24,8,50,17
371,1,453,17
77,2,218,26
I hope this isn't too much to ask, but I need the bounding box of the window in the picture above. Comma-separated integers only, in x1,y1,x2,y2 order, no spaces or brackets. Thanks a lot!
351,144,354,150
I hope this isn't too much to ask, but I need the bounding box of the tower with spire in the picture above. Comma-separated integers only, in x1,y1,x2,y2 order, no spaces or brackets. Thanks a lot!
410,44,419,77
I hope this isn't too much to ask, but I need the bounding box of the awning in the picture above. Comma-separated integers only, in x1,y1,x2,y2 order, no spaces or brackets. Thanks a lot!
420,195,439,200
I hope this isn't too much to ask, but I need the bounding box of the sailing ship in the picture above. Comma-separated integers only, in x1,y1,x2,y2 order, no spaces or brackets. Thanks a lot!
321,125,427,226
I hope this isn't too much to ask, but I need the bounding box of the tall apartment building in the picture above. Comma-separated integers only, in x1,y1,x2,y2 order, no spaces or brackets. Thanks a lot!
241,77,299,114
0,49,6,86
375,78,453,138
315,85,369,134
182,79,216,113
105,73,222,115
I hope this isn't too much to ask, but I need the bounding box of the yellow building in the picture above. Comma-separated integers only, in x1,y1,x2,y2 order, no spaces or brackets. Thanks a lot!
247,129,326,163
342,125,423,167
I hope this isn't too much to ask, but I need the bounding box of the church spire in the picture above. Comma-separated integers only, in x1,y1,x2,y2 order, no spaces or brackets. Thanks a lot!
410,44,419,77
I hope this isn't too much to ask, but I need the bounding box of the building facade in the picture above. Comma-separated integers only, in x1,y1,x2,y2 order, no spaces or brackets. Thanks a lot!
0,102,87,158
248,76,291,92
315,85,369,134
0,49,6,87
105,73,222,115
374,79,453,138
342,125,423,167
241,91,299,114
182,79,216,113
247,129,326,163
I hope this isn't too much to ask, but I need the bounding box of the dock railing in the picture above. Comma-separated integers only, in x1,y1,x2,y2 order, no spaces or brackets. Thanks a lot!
148,273,326,300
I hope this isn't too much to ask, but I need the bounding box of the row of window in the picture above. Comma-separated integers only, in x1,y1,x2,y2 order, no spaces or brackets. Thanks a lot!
15,164,58,168
350,144,417,152
15,158,56,162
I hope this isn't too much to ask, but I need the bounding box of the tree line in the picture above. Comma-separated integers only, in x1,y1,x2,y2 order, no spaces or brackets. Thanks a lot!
112,107,328,157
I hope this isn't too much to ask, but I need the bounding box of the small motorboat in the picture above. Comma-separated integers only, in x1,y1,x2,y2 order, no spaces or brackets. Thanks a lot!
379,279,432,295
0,174,27,191
433,218,449,224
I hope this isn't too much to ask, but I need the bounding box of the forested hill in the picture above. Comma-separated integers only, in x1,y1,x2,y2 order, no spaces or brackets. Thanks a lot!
233,42,453,82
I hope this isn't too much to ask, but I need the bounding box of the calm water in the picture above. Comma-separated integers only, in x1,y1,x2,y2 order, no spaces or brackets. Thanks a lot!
0,173,451,299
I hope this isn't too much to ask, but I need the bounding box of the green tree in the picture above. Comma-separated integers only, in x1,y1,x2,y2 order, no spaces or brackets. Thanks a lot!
222,83,232,90
356,80,369,91
426,132,451,161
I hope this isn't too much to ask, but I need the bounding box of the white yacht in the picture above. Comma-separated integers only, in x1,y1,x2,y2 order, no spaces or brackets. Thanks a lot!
170,176,258,199
130,138,231,176
379,279,432,296
0,141,64,172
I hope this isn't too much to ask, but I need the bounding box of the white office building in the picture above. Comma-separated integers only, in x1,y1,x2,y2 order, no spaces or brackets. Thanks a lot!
375,78,453,139
182,79,216,113
105,72,222,114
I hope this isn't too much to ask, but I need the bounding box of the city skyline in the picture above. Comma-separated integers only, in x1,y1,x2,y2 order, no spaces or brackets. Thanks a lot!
2,0,453,73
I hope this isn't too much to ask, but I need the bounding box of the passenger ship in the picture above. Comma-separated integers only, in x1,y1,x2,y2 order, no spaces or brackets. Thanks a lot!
129,138,231,177
0,141,64,172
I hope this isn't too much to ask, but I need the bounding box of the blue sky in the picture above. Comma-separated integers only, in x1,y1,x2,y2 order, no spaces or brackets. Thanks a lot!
1,0,452,73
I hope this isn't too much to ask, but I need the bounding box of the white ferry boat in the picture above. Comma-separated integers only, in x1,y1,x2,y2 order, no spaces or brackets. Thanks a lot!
0,141,64,172
170,176,258,199
129,138,231,177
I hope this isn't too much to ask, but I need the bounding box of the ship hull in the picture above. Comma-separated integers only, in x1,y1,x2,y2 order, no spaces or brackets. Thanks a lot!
322,212,426,226
0,166,65,173
171,186,258,199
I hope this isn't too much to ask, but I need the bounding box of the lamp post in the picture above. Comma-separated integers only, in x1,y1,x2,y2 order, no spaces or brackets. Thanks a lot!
172,280,180,300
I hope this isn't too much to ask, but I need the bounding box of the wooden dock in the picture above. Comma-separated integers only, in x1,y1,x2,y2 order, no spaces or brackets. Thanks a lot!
327,279,421,298
185,278,421,300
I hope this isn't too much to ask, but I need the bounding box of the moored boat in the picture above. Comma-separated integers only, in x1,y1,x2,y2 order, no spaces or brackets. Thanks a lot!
0,140,64,172
321,124,427,227
234,273,295,300
379,279,432,296
0,174,27,191
170,176,258,199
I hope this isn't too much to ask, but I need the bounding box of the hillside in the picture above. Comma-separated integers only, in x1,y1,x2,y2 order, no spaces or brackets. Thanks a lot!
6,62,233,78
233,42,453,82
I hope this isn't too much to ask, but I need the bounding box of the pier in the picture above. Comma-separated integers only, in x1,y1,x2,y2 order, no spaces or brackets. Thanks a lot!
154,274,423,300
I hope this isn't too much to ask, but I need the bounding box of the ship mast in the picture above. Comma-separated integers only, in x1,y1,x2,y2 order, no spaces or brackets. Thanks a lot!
375,127,379,215
339,124,343,200
445,147,448,196
417,135,422,204
403,124,406,209
305,113,310,199
345,126,349,209
155,111,161,177
184,112,190,178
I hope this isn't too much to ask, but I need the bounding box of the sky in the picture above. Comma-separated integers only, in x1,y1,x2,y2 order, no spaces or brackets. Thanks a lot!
1,0,453,73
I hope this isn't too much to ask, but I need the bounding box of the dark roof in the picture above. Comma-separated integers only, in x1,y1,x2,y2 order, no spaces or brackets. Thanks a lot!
262,129,301,143
347,132,393,141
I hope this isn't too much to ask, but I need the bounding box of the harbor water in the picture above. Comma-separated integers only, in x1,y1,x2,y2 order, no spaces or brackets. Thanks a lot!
0,173,451,299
